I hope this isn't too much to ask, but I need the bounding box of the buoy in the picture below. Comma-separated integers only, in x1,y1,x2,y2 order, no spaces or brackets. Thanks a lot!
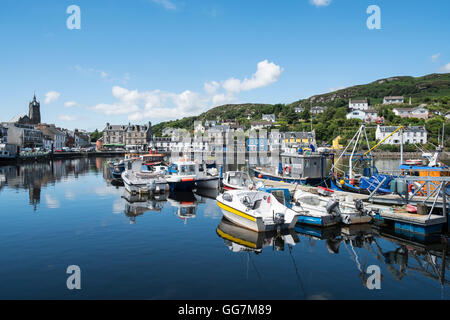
340,180,345,185
258,174,263,178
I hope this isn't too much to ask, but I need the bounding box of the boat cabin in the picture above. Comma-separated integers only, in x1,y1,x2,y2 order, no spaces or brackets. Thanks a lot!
168,161,199,176
281,153,326,180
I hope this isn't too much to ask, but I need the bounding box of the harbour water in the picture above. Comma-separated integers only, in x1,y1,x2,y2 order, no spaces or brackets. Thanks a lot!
0,158,448,299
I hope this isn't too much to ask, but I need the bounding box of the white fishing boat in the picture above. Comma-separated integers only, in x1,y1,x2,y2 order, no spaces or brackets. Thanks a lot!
293,190,373,225
222,171,254,190
216,190,300,232
121,159,169,194
166,158,219,190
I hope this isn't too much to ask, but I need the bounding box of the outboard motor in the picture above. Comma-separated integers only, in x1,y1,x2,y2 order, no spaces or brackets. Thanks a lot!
354,199,368,216
326,199,341,217
147,180,156,192
274,212,285,225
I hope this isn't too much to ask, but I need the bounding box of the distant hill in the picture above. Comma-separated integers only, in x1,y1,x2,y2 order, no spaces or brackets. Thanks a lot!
288,73,450,107
152,73,450,145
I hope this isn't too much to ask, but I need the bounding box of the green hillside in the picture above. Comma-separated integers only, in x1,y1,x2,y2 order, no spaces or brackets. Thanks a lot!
152,73,450,150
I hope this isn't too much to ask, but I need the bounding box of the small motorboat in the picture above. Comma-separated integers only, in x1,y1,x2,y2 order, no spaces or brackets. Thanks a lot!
165,158,199,190
216,190,300,232
259,187,341,227
293,190,373,225
166,158,219,190
109,160,125,180
222,171,254,190
122,159,169,194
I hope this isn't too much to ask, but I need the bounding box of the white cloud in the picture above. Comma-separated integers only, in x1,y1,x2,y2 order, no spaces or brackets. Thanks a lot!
45,194,60,209
440,63,450,72
59,115,77,121
64,101,79,108
74,65,130,84
44,91,60,104
431,53,441,63
152,0,176,10
310,0,332,6
204,81,220,95
222,60,283,94
91,60,283,121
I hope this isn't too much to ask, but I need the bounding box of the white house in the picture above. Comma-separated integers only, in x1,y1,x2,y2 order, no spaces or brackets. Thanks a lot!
393,105,429,119
250,121,272,131
375,125,427,145
162,127,176,137
295,106,304,113
347,110,365,121
364,109,378,123
383,96,404,104
346,109,378,122
262,114,276,122
194,122,205,134
311,106,326,115
349,99,369,111
204,120,217,127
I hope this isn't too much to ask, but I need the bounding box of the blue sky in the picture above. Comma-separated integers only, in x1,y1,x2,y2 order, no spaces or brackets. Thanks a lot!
0,0,449,131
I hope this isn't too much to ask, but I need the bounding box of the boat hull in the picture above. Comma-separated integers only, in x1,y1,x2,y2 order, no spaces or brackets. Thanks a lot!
253,168,320,185
217,200,297,232
196,177,219,189
168,180,196,191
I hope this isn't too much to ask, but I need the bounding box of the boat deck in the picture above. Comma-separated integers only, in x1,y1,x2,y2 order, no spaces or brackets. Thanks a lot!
377,210,446,226
254,178,448,209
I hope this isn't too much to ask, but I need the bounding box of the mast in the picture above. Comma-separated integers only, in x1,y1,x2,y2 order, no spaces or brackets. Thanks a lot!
349,125,363,181
400,127,404,165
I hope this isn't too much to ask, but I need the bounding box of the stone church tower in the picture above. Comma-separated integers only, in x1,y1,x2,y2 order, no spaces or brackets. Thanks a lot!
29,94,41,124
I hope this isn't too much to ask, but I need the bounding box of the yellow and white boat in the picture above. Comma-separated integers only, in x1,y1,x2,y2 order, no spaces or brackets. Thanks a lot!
216,190,300,232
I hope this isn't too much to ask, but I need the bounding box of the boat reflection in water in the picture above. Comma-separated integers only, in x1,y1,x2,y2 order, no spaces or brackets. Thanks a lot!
195,187,219,201
168,190,198,224
122,191,168,224
296,223,450,289
216,218,300,253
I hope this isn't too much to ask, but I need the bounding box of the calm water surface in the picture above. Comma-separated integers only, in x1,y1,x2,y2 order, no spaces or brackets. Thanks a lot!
0,158,448,299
